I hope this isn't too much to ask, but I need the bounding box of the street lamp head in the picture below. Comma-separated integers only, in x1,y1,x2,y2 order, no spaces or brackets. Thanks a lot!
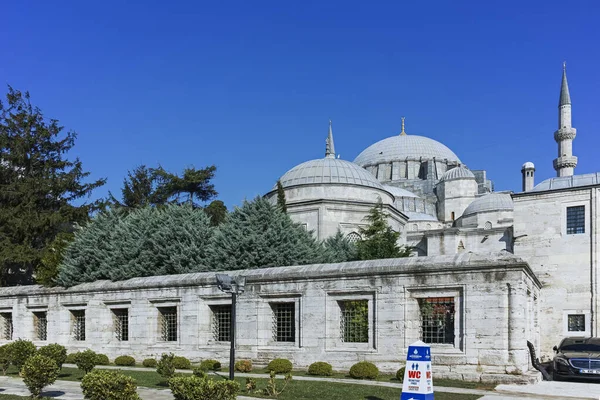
236,276,246,294
216,274,233,292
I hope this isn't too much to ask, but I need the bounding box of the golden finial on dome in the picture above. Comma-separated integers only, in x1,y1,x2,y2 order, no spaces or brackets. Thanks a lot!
400,116,406,135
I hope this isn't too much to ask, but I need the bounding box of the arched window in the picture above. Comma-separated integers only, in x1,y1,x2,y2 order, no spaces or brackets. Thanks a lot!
484,221,492,230
426,223,432,230
457,240,465,251
346,232,362,243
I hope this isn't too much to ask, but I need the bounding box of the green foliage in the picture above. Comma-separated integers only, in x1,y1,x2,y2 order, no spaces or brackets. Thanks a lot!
114,355,136,366
396,366,405,383
204,200,227,226
267,358,293,374
262,370,292,397
276,180,287,213
341,300,369,342
199,359,221,371
154,165,218,207
20,354,60,399
65,353,78,364
57,204,214,287
192,368,207,378
0,87,105,285
156,353,176,379
74,349,99,374
245,378,256,393
95,353,110,365
38,232,74,286
349,361,379,380
356,201,411,260
0,345,11,374
142,358,157,368
209,197,323,271
169,375,239,400
6,339,36,370
37,343,67,369
234,359,252,372
307,361,332,376
172,356,191,369
322,230,358,263
109,165,162,209
81,368,141,400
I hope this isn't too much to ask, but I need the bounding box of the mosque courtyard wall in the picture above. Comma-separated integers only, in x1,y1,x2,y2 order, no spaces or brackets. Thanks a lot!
0,253,540,383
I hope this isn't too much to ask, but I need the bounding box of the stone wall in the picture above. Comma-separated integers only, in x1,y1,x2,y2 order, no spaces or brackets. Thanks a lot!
0,253,540,383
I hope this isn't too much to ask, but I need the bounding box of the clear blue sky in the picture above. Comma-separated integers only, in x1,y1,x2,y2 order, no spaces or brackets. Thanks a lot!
2,1,600,209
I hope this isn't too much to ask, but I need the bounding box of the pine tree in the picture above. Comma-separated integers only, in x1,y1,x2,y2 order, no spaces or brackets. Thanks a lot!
276,180,287,213
356,201,411,260
322,230,358,263
154,166,217,207
109,165,161,209
204,200,227,226
0,87,105,285
209,197,323,270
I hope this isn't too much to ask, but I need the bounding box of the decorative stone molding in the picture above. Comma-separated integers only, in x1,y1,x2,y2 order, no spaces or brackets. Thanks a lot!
554,128,577,142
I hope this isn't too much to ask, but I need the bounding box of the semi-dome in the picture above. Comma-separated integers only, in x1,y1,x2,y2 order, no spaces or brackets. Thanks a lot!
463,193,513,217
439,166,475,182
382,185,419,199
277,158,383,189
354,134,461,166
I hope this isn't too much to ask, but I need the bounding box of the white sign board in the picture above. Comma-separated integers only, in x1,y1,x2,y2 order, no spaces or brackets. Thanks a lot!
400,340,434,400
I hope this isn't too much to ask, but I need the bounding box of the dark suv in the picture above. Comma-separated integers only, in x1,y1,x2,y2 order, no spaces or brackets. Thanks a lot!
553,337,600,380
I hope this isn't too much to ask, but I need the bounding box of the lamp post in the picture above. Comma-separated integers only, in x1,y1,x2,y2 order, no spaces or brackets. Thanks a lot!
216,273,246,381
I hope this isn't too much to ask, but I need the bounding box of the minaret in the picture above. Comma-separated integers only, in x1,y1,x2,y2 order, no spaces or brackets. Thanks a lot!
325,120,336,158
553,62,578,177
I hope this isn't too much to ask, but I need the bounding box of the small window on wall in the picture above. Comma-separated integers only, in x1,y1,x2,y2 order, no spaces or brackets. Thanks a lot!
0,313,13,340
33,312,47,341
346,232,361,243
210,305,231,342
112,309,129,341
70,310,86,341
566,206,585,234
158,307,177,342
419,297,455,345
339,300,369,343
271,302,295,342
568,314,586,332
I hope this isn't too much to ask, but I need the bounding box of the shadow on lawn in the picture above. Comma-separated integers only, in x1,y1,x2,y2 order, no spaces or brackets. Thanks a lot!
364,397,385,400
41,391,66,398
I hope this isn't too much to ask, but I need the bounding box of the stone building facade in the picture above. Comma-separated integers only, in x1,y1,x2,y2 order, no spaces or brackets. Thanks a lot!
0,253,540,383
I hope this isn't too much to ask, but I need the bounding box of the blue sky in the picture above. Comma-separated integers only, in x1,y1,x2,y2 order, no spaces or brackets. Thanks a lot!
2,1,599,209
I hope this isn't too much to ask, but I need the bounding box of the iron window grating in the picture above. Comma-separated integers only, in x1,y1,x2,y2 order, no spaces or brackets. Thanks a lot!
33,312,47,341
211,305,231,342
568,314,585,332
112,309,129,341
420,297,455,345
567,206,585,234
1,313,13,340
158,307,177,342
271,302,295,342
71,310,86,341
339,300,369,343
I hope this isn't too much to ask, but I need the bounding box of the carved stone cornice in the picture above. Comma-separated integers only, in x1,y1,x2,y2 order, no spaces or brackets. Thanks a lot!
554,127,577,142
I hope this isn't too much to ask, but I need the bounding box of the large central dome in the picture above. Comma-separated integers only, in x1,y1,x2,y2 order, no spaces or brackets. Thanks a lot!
354,134,461,166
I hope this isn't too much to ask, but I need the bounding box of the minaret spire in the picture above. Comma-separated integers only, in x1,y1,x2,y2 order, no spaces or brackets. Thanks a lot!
553,62,577,177
400,116,407,135
325,120,336,158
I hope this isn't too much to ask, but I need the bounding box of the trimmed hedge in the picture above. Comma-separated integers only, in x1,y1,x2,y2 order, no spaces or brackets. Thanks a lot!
172,356,191,370
307,361,332,376
192,367,207,378
396,367,405,383
157,353,176,379
267,358,293,374
75,349,99,374
349,361,379,380
200,359,221,371
81,369,141,400
96,353,110,366
142,358,157,368
65,353,78,364
115,355,136,366
21,355,60,399
169,375,239,400
37,344,67,369
0,345,12,374
234,359,252,373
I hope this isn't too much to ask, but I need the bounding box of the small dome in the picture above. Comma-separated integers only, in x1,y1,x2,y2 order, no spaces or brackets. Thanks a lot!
522,162,535,170
277,158,383,190
463,193,513,217
531,172,600,192
439,166,475,182
354,134,461,166
382,185,419,199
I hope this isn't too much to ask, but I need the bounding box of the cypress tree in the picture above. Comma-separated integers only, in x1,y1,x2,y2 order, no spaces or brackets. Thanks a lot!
276,180,287,213
356,201,411,260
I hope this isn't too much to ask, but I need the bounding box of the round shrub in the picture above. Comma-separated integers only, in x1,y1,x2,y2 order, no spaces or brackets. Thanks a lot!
234,359,252,373
349,361,379,380
38,344,67,369
115,355,136,366
7,339,37,369
21,354,60,399
157,353,176,379
169,375,239,400
267,358,293,374
307,361,332,376
200,359,222,371
65,353,79,364
192,367,207,378
142,358,157,368
75,349,99,374
172,356,191,369
81,369,141,400
96,353,110,365
396,366,405,383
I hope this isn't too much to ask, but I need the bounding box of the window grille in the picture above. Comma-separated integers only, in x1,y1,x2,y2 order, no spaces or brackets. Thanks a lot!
568,314,585,332
112,309,129,341
419,297,455,345
1,313,13,340
71,310,86,341
567,206,585,234
346,232,361,243
158,307,177,342
34,312,47,341
339,300,369,343
211,305,231,342
271,303,295,342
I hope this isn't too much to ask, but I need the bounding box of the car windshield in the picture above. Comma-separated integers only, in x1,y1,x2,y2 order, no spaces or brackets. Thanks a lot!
561,343,600,352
